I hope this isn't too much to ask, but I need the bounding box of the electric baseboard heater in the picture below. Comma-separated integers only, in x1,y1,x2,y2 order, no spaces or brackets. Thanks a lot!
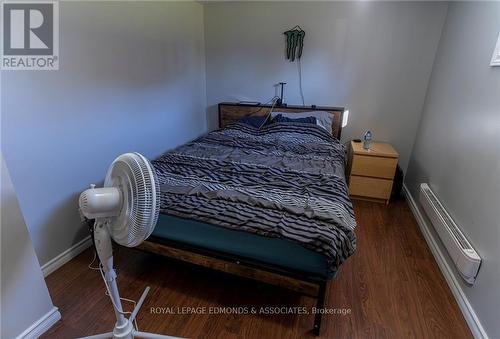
419,183,481,284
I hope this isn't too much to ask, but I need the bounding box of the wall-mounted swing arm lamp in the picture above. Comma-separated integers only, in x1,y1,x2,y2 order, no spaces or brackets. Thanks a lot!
276,82,287,106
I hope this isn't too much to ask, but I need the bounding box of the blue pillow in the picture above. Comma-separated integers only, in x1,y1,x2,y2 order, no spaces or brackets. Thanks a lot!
272,114,317,124
239,115,269,128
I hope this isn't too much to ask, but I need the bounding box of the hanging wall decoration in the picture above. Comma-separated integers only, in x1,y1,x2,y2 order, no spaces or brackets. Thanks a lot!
283,25,305,62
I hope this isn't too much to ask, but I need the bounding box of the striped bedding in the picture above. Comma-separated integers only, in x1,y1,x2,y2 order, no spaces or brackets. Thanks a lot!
152,122,357,274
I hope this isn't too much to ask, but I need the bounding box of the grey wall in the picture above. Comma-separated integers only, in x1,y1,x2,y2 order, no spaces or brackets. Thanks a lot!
203,1,448,171
1,155,57,338
405,2,500,337
1,1,207,266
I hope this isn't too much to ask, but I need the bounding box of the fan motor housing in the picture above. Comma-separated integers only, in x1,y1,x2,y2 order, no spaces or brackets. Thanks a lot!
79,187,122,219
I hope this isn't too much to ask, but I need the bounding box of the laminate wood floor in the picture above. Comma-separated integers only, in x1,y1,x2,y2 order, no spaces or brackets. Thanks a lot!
42,199,472,338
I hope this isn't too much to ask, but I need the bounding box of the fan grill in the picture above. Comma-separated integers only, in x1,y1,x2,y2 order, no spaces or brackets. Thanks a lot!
102,153,160,247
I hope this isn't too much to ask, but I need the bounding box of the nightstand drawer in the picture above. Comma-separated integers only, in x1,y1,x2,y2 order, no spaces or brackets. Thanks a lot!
349,175,393,200
351,155,397,179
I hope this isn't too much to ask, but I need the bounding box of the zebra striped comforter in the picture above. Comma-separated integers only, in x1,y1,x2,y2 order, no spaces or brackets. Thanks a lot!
152,122,357,274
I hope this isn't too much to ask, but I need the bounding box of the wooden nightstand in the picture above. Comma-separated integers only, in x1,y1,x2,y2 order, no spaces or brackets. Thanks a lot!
347,141,399,205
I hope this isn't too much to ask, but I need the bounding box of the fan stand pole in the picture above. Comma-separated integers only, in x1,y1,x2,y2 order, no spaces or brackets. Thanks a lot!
79,223,176,339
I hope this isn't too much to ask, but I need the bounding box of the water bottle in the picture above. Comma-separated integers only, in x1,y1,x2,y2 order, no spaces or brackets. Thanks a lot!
363,131,372,150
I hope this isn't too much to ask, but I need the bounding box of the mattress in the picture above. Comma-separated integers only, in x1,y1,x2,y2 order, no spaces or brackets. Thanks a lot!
153,122,357,275
151,214,336,278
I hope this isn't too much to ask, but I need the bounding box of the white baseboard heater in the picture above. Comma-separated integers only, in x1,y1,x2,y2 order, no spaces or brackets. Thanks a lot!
419,183,481,284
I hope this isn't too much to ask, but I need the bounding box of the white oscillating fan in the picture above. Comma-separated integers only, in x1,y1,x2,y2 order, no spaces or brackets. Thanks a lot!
78,152,174,339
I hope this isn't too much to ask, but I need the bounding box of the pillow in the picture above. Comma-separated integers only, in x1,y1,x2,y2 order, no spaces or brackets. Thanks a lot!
238,115,269,128
271,111,333,134
272,114,317,124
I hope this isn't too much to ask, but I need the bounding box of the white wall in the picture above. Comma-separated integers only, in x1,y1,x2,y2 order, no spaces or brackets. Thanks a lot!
1,1,207,266
405,2,500,337
203,1,448,171
1,155,59,339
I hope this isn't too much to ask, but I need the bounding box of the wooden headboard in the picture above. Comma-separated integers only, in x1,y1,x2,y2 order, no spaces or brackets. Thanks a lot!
218,102,345,139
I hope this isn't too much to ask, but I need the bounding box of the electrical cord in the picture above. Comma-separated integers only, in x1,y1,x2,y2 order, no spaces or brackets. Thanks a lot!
98,263,140,331
88,252,100,270
268,96,280,115
89,249,139,331
244,95,280,117
297,58,305,106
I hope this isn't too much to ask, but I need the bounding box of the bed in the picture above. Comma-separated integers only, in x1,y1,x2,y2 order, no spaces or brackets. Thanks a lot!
136,102,356,335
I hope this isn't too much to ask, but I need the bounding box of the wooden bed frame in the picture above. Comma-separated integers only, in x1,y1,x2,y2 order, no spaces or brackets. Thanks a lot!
136,102,345,335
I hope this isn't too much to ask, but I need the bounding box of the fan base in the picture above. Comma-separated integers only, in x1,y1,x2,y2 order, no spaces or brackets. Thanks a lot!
78,287,177,339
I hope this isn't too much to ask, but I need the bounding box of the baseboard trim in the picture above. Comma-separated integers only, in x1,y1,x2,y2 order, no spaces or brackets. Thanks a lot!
15,306,61,339
402,184,488,339
42,235,92,277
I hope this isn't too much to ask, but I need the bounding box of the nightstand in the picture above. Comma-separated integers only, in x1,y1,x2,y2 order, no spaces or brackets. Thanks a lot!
347,141,399,204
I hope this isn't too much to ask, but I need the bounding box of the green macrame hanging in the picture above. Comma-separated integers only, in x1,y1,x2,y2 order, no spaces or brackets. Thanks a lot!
284,25,305,62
